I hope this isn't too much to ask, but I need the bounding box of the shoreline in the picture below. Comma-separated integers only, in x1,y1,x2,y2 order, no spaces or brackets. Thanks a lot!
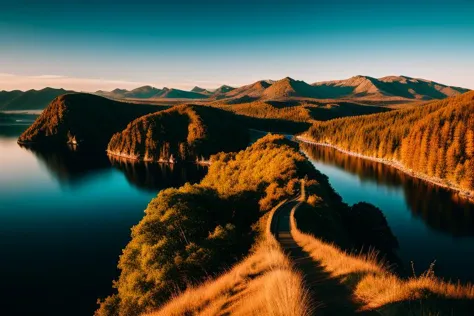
106,150,211,165
296,135,474,203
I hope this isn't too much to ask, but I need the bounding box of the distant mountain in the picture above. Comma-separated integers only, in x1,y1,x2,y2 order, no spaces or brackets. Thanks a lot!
154,88,209,99
124,86,162,99
222,80,271,99
191,86,211,94
97,86,209,99
18,93,162,148
261,77,319,99
0,88,72,111
212,85,235,95
312,75,469,100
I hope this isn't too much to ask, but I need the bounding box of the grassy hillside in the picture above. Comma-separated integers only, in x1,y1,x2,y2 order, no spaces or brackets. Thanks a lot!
292,191,474,315
148,203,311,316
96,135,316,316
18,93,162,148
312,75,469,100
304,91,474,196
0,87,73,111
107,104,249,162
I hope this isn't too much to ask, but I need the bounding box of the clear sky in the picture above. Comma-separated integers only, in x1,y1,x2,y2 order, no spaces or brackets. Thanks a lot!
1,0,473,91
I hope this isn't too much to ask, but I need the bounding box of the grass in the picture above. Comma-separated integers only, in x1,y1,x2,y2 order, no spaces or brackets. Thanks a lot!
146,202,312,316
291,192,474,315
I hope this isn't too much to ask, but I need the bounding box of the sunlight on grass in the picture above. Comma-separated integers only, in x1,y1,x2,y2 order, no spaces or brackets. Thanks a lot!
291,194,474,313
146,202,312,316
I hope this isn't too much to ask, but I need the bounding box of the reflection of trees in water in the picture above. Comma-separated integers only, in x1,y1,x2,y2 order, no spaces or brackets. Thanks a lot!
109,156,207,192
301,143,474,237
19,145,111,185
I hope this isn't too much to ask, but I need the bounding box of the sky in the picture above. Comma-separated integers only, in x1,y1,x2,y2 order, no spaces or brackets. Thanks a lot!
1,0,473,91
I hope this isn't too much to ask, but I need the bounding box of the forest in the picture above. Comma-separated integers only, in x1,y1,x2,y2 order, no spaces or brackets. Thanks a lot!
18,93,160,148
107,104,249,162
96,135,317,316
305,91,474,193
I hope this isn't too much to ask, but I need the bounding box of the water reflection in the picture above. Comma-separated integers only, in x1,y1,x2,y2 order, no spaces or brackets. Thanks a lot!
301,143,474,237
109,156,208,191
19,145,111,185
18,144,208,191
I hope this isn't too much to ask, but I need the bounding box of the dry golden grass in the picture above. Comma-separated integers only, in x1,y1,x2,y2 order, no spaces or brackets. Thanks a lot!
145,202,312,316
291,195,474,312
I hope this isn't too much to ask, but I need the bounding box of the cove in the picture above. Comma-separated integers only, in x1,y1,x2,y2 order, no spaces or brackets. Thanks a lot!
301,142,474,283
0,117,207,316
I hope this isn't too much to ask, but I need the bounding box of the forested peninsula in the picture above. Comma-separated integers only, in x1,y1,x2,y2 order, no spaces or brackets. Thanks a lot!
18,94,161,148
107,104,249,162
302,91,474,199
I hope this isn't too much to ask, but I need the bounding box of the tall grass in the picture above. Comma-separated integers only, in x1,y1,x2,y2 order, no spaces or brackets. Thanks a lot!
146,202,312,316
291,195,474,313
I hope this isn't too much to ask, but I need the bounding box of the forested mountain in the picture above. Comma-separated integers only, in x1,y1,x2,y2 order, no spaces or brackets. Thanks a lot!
191,86,211,94
107,104,249,162
312,75,469,100
304,91,474,194
96,86,210,99
0,87,72,111
18,93,161,148
96,135,317,316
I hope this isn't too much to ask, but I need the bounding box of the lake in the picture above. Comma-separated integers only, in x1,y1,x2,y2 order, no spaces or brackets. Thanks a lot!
301,142,474,283
0,116,207,316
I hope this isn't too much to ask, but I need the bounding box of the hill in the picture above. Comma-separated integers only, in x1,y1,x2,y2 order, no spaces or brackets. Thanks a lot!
262,77,319,99
215,100,388,122
153,88,209,99
303,91,474,197
191,86,211,94
211,84,235,95
0,87,73,111
219,80,271,100
312,75,469,100
96,135,317,316
97,86,209,99
18,93,162,148
94,76,469,107
107,104,249,162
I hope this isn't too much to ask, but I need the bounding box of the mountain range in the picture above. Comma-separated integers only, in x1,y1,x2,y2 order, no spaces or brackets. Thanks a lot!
1,76,469,111
96,75,469,103
0,87,72,111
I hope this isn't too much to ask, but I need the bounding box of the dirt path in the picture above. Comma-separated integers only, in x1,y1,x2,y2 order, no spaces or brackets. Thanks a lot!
272,200,378,316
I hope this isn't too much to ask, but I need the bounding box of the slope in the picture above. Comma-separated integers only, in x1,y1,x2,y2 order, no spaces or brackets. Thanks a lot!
303,91,474,197
0,87,73,111
107,104,249,162
18,93,162,148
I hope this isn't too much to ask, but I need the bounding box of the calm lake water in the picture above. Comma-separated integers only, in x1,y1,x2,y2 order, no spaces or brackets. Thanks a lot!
301,142,474,283
0,117,207,316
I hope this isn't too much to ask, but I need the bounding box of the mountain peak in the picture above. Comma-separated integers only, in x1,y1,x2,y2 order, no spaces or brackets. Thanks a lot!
191,86,208,93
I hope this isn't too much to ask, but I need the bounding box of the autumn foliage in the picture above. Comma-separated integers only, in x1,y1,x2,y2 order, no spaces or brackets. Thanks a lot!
107,104,249,162
96,135,314,316
305,91,474,192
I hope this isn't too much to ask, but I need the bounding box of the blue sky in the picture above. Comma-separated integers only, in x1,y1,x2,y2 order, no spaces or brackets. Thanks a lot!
1,0,473,91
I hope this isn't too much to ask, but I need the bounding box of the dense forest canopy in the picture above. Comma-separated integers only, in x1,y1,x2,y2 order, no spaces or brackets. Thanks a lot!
18,93,161,148
96,135,317,316
107,104,249,162
305,91,474,193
